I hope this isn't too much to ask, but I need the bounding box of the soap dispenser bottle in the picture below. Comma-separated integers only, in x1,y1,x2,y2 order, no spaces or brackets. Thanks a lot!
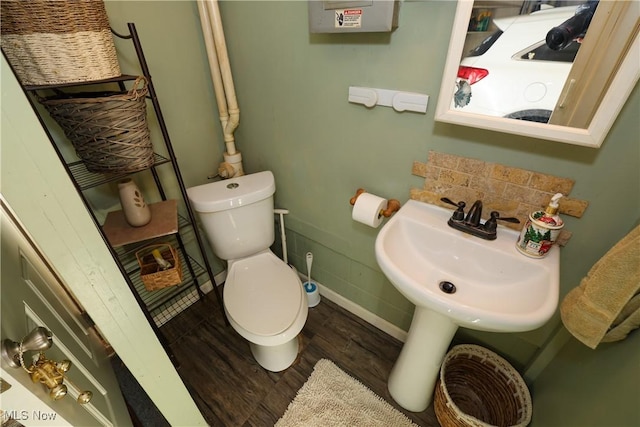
516,193,565,258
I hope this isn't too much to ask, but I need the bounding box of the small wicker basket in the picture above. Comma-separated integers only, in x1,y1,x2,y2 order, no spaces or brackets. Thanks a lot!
136,244,182,292
434,344,532,427
39,77,154,174
1,0,121,86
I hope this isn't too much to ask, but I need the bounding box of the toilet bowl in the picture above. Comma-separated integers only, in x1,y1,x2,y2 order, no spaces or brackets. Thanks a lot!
224,250,307,371
186,171,309,372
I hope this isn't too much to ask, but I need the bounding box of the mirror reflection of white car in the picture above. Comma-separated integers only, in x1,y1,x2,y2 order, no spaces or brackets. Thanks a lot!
453,6,584,123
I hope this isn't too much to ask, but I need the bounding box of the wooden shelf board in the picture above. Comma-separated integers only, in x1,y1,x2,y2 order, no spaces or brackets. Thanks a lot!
103,200,178,247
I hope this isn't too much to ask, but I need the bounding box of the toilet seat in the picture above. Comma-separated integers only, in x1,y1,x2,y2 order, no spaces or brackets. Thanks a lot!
224,251,303,337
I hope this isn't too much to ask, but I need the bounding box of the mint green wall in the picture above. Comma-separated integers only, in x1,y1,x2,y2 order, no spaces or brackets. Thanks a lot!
102,0,639,370
531,331,640,426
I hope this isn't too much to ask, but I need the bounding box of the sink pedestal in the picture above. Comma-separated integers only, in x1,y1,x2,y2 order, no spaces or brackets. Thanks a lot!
388,307,458,412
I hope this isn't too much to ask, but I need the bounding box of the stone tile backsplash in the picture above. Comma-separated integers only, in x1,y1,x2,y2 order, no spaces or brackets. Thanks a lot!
411,151,589,245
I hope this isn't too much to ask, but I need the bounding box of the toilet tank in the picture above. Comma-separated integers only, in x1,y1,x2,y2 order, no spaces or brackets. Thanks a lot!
187,171,276,260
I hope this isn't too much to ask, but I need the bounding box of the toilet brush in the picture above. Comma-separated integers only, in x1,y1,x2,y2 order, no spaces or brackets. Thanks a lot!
306,252,313,285
304,252,320,307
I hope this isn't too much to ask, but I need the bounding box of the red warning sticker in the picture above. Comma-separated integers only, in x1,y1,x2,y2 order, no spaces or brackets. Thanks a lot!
335,9,362,29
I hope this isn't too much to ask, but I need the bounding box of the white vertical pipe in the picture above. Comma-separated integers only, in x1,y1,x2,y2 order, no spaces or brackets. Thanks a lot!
197,0,243,176
197,0,229,137
205,0,240,155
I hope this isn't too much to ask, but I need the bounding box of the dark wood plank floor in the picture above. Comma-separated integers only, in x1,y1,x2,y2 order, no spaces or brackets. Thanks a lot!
160,291,439,427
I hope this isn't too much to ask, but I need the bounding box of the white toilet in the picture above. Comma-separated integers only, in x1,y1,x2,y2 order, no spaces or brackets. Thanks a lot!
187,171,308,372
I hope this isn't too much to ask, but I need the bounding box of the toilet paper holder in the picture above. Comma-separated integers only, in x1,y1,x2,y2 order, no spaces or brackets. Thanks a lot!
349,188,401,218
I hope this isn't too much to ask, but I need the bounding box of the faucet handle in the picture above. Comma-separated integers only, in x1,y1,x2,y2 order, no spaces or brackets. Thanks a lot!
494,212,520,224
483,211,520,232
440,197,466,221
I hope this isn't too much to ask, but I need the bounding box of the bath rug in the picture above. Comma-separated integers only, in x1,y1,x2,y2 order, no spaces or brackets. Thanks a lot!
275,359,418,427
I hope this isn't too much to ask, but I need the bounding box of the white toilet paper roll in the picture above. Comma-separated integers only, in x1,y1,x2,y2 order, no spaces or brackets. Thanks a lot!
352,193,387,228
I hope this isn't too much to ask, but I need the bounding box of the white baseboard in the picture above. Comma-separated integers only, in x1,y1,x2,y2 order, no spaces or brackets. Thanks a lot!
160,267,408,342
202,268,227,293
297,272,408,343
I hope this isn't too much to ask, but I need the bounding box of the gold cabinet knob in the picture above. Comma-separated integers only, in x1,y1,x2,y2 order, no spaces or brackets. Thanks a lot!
50,383,67,400
77,390,93,404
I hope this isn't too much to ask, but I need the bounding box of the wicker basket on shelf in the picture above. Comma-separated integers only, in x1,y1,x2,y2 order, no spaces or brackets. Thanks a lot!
1,0,121,86
434,344,532,427
39,77,154,174
136,243,182,291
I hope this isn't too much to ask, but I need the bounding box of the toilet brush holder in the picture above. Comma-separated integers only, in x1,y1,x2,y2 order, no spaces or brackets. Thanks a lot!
303,281,321,307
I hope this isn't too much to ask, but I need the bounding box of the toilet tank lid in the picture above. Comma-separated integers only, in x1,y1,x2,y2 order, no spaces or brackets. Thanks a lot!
187,171,275,213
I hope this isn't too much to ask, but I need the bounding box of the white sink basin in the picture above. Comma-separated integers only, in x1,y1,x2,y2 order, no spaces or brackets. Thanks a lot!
375,200,560,412
375,200,559,332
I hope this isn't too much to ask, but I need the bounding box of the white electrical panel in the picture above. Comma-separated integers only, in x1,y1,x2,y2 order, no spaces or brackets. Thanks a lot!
308,0,399,33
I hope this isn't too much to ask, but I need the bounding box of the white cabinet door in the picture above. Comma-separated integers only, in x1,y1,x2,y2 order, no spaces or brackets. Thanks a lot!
1,202,132,427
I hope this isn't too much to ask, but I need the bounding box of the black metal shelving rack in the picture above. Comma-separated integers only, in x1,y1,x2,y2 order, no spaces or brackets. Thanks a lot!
7,22,228,363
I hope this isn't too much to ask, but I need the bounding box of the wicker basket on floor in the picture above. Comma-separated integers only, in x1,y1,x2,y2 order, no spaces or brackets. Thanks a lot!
1,0,121,86
136,243,182,291
434,344,532,427
39,77,154,174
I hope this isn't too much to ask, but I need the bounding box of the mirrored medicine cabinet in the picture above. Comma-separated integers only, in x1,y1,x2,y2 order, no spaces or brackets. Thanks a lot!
435,0,639,148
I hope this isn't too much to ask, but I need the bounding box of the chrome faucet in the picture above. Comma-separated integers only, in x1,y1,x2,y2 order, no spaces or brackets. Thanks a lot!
440,197,520,240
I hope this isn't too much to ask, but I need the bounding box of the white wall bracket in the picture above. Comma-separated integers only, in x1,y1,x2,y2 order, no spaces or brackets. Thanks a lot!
348,86,429,113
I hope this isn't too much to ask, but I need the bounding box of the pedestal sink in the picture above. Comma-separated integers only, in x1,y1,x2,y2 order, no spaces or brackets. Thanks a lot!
375,200,559,412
